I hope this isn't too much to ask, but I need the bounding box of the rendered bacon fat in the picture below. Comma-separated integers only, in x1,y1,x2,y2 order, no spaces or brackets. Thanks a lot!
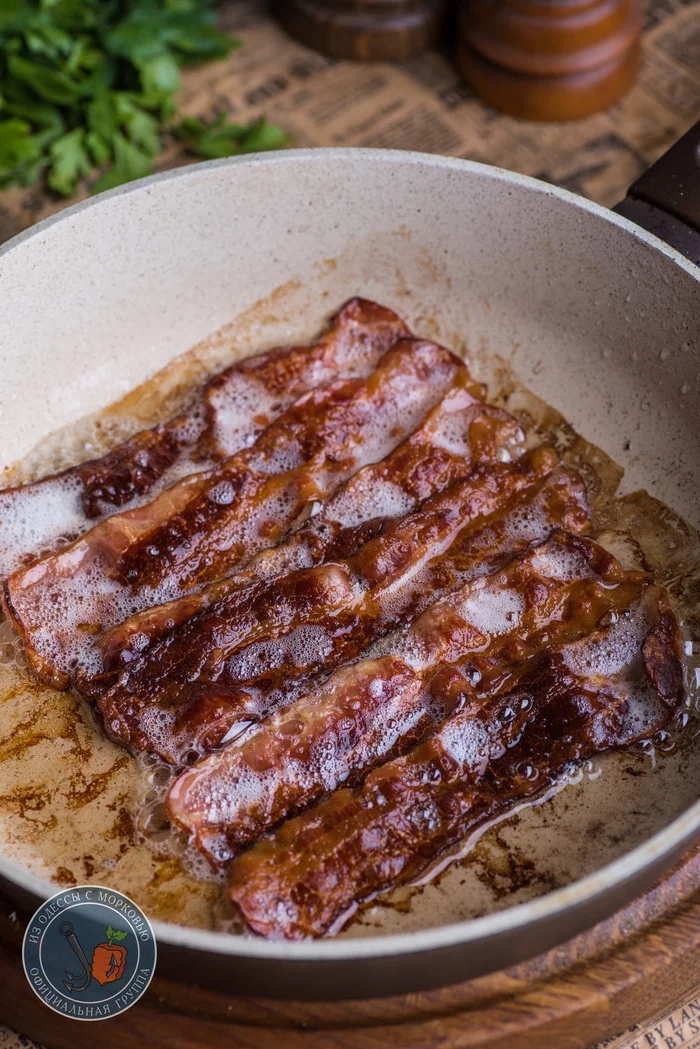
0,299,409,580
96,385,521,675
98,451,590,763
167,532,650,863
227,584,684,939
5,337,465,689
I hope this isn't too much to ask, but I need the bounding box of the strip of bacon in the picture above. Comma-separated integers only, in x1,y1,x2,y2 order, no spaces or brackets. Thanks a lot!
97,450,588,763
226,585,684,939
96,385,522,675
5,338,465,689
0,299,410,580
166,532,649,863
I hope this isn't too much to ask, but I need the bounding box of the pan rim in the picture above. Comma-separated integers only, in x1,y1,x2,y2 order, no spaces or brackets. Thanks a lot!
1,146,699,282
1,146,698,962
1,797,698,960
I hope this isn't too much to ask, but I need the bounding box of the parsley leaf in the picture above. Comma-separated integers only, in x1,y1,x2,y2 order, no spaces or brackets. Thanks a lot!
121,102,160,156
0,117,40,186
91,131,152,194
7,54,80,105
139,50,181,100
0,0,287,198
46,126,92,194
176,114,289,161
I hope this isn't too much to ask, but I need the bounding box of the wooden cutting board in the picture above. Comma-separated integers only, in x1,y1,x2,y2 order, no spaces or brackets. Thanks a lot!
2,844,700,1049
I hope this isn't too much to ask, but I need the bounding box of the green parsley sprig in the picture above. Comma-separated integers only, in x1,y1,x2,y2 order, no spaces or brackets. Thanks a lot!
0,1,287,197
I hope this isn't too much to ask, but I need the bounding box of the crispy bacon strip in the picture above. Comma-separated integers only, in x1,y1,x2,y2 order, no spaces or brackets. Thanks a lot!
5,338,465,689
97,450,590,763
0,299,409,580
226,586,684,939
166,532,649,863
96,385,522,674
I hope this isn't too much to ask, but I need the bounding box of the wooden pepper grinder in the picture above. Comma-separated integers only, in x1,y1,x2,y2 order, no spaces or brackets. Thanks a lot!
272,0,450,61
457,0,641,120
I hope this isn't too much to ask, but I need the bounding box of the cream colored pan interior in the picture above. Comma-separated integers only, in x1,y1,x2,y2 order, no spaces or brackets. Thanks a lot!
0,149,699,953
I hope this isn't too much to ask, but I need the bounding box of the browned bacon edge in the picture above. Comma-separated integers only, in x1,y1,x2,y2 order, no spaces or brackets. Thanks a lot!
0,298,410,581
96,386,521,676
165,532,649,865
4,338,464,690
226,586,685,939
97,449,588,764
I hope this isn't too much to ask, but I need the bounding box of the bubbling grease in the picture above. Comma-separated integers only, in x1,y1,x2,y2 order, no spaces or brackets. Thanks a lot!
0,410,211,581
330,478,417,530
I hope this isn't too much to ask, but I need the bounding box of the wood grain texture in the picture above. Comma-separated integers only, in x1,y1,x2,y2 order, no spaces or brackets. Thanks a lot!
2,844,700,1048
457,0,641,120
272,0,449,61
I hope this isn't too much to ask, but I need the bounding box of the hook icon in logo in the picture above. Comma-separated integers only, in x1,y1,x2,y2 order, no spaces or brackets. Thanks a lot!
59,921,93,992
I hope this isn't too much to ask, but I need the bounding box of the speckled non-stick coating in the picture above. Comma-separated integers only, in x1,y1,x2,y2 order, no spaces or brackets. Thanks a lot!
0,150,698,999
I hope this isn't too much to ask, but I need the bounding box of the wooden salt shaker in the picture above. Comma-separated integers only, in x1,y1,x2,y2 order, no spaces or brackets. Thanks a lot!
457,0,642,120
272,0,450,61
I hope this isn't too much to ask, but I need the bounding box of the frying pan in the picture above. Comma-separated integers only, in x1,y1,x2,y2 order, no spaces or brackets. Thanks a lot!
0,121,698,1002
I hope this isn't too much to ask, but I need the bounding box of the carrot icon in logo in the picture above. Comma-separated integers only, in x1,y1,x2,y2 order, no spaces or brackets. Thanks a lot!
91,925,129,986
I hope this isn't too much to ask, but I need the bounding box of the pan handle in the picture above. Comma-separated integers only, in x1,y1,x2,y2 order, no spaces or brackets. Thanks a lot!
613,120,700,265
